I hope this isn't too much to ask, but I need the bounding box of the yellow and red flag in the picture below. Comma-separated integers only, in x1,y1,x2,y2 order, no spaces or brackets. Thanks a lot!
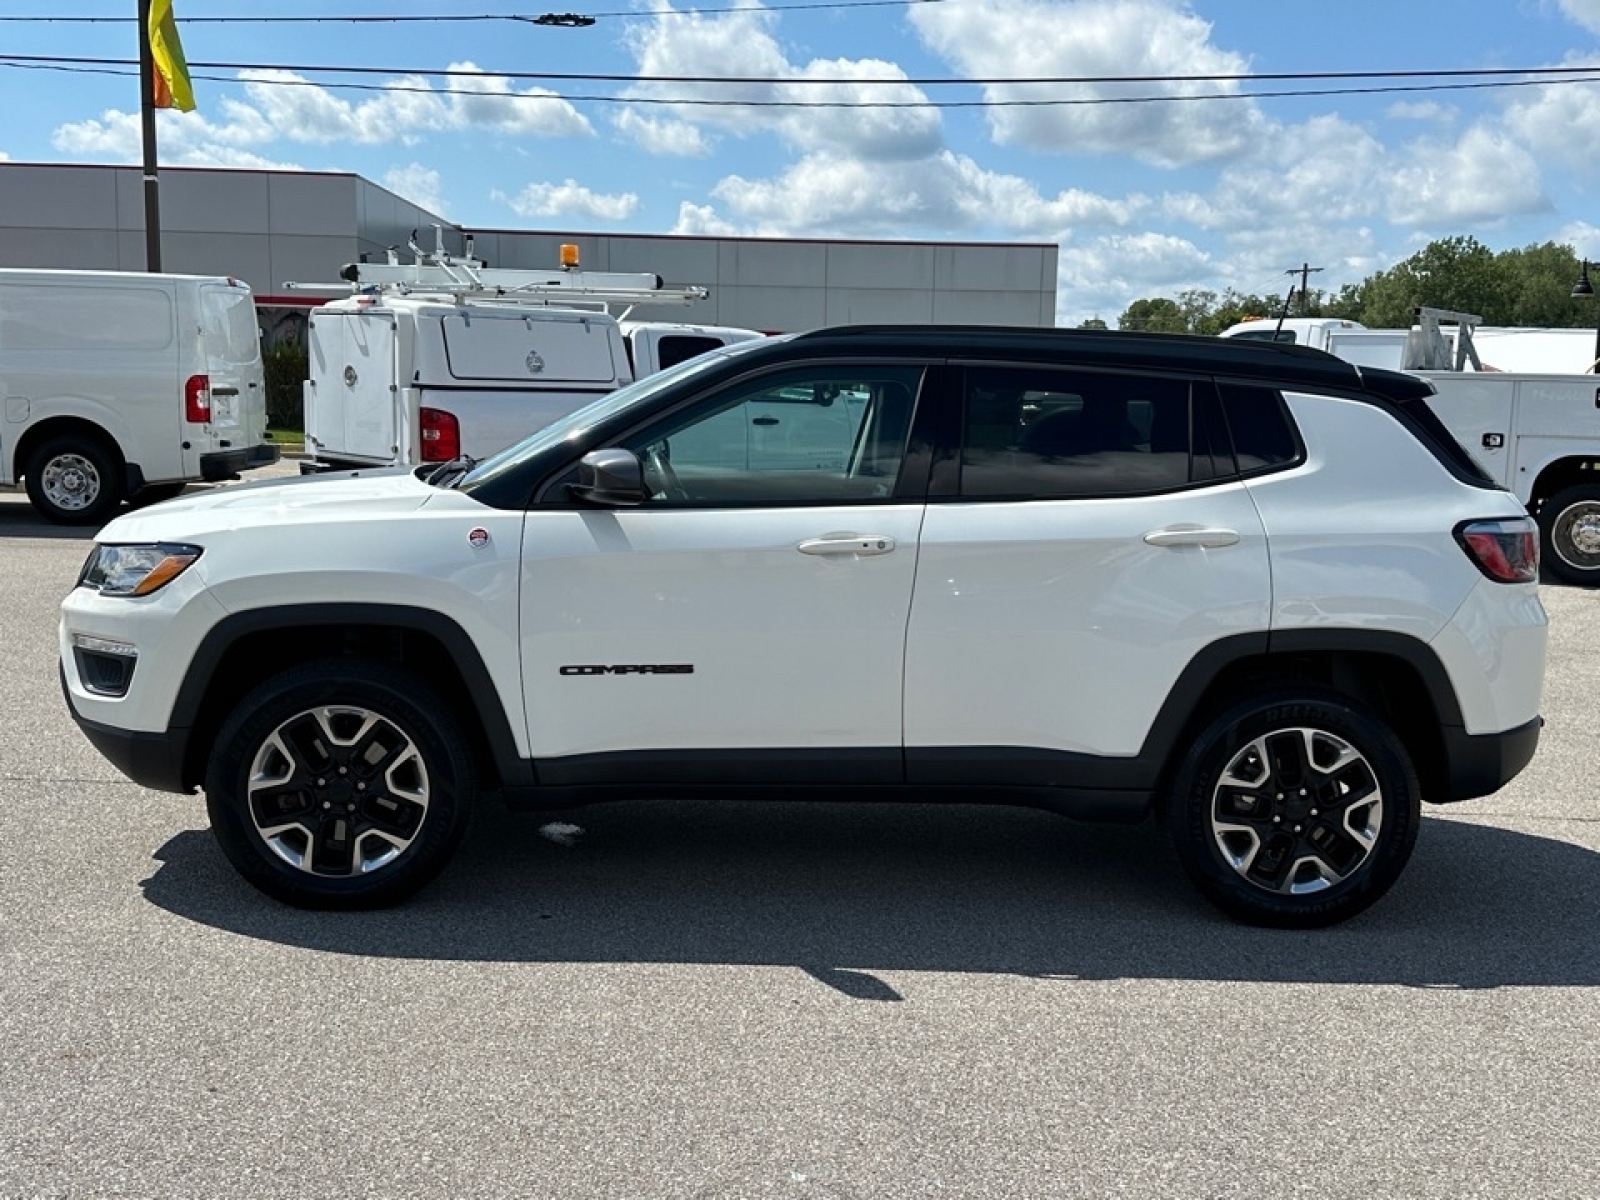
148,0,195,112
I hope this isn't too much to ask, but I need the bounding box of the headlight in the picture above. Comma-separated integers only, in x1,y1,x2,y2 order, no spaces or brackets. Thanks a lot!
78,543,204,597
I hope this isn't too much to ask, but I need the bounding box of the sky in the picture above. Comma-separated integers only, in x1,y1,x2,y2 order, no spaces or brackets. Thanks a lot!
4,0,1600,324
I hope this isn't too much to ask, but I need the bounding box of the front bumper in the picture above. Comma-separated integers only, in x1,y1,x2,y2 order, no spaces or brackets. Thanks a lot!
200,441,281,482
60,665,193,793
1433,715,1542,803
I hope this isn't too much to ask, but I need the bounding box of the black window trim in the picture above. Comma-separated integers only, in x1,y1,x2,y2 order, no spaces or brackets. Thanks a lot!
531,355,939,509
931,360,1249,504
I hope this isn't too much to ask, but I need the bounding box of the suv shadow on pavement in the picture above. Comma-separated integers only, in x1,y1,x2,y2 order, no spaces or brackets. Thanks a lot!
139,801,1600,994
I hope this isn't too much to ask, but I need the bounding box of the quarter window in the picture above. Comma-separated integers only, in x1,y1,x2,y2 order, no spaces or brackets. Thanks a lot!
623,366,922,505
959,367,1200,499
1217,382,1301,474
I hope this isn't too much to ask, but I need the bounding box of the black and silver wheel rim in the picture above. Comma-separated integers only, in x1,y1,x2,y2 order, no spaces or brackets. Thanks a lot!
1209,727,1383,895
40,453,102,513
246,705,431,877
1551,499,1600,572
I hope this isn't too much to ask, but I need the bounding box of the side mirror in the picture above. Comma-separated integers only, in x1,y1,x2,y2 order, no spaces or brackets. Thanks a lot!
572,447,647,506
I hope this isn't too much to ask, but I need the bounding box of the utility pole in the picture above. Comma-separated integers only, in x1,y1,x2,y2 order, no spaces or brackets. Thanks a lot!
137,0,162,271
1286,263,1324,316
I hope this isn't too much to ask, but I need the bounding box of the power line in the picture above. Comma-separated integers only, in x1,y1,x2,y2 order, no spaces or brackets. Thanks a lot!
6,58,1596,108
0,2,948,23
5,51,1600,89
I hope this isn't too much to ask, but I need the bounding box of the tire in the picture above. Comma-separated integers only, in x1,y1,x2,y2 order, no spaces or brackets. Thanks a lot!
24,435,122,525
1538,484,1600,586
204,660,476,909
1166,689,1421,929
125,481,188,509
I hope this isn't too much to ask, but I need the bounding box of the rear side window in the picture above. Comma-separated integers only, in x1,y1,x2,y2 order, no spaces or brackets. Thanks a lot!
201,286,262,367
656,335,727,370
958,367,1199,499
1217,383,1302,475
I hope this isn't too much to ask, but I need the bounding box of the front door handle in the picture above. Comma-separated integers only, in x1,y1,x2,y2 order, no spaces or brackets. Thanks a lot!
798,535,896,557
1143,526,1240,548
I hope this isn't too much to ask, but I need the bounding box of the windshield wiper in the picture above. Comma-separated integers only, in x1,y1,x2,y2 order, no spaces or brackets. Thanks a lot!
422,455,477,487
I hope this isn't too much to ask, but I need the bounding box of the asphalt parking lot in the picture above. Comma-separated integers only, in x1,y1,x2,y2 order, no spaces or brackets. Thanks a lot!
2,472,1598,1199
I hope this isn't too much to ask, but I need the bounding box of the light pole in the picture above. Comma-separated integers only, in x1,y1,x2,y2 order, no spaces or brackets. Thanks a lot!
1573,259,1600,372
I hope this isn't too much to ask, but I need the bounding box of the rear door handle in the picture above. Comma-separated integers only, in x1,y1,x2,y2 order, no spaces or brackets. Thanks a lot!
1143,526,1240,548
798,535,896,557
212,386,240,397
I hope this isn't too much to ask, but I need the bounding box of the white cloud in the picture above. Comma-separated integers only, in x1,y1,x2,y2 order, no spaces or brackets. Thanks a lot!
0,150,9,161
1502,65,1600,173
677,151,1144,239
1162,115,1388,232
1555,0,1600,33
497,180,639,221
232,64,592,145
51,108,302,169
673,202,742,237
1386,101,1455,122
383,164,447,216
910,0,1269,167
1386,125,1548,227
611,109,713,157
622,6,942,161
1557,220,1600,259
1054,231,1214,324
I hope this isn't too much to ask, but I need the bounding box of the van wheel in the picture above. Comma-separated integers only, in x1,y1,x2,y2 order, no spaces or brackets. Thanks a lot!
1538,485,1600,586
25,436,122,525
204,661,476,909
1166,690,1420,928
126,482,188,509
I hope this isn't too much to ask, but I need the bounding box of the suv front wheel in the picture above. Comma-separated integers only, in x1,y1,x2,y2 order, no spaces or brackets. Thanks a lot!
204,661,476,909
1167,690,1421,928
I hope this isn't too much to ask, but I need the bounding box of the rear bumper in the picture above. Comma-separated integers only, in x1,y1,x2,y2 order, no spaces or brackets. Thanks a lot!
200,442,281,482
1433,716,1542,803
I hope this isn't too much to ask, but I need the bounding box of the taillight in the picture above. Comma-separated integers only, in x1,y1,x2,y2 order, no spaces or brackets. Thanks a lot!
419,407,460,462
1455,517,1539,583
184,374,211,423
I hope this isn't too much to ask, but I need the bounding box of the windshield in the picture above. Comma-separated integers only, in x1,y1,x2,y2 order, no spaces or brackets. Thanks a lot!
456,335,783,492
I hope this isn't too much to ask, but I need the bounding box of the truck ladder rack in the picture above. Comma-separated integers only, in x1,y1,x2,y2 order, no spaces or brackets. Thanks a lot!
286,253,708,315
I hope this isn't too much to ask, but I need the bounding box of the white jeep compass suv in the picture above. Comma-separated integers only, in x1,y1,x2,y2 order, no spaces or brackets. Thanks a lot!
60,326,1547,926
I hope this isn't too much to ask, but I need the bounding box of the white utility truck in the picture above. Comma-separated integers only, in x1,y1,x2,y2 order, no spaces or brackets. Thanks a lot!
0,269,277,524
291,238,762,472
1224,309,1600,584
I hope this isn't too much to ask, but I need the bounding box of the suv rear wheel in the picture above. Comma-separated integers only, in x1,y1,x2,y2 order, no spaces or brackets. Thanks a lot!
1166,690,1420,928
204,661,475,909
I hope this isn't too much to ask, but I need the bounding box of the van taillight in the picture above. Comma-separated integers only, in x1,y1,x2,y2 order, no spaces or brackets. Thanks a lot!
420,407,460,462
184,375,211,423
1455,517,1539,583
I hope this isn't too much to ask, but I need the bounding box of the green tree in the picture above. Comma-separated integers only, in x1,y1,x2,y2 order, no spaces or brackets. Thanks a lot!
1352,236,1511,326
263,339,309,431
1497,241,1591,327
1118,296,1189,333
1077,316,1109,330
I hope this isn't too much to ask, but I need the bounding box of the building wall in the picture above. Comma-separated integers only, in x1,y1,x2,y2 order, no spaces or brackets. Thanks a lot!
0,163,1058,332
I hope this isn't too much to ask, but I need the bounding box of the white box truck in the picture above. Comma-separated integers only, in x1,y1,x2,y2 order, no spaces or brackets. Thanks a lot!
0,269,278,524
294,242,763,472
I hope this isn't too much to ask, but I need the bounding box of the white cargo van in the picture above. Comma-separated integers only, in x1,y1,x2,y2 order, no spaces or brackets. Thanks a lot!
0,269,278,524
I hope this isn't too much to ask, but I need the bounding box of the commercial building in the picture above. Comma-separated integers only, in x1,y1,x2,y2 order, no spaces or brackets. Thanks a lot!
0,162,1059,338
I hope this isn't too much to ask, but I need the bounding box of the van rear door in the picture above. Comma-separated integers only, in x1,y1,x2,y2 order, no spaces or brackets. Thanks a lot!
306,307,401,465
192,281,266,475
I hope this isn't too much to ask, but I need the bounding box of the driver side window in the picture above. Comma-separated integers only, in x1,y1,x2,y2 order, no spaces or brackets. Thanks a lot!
622,366,923,505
